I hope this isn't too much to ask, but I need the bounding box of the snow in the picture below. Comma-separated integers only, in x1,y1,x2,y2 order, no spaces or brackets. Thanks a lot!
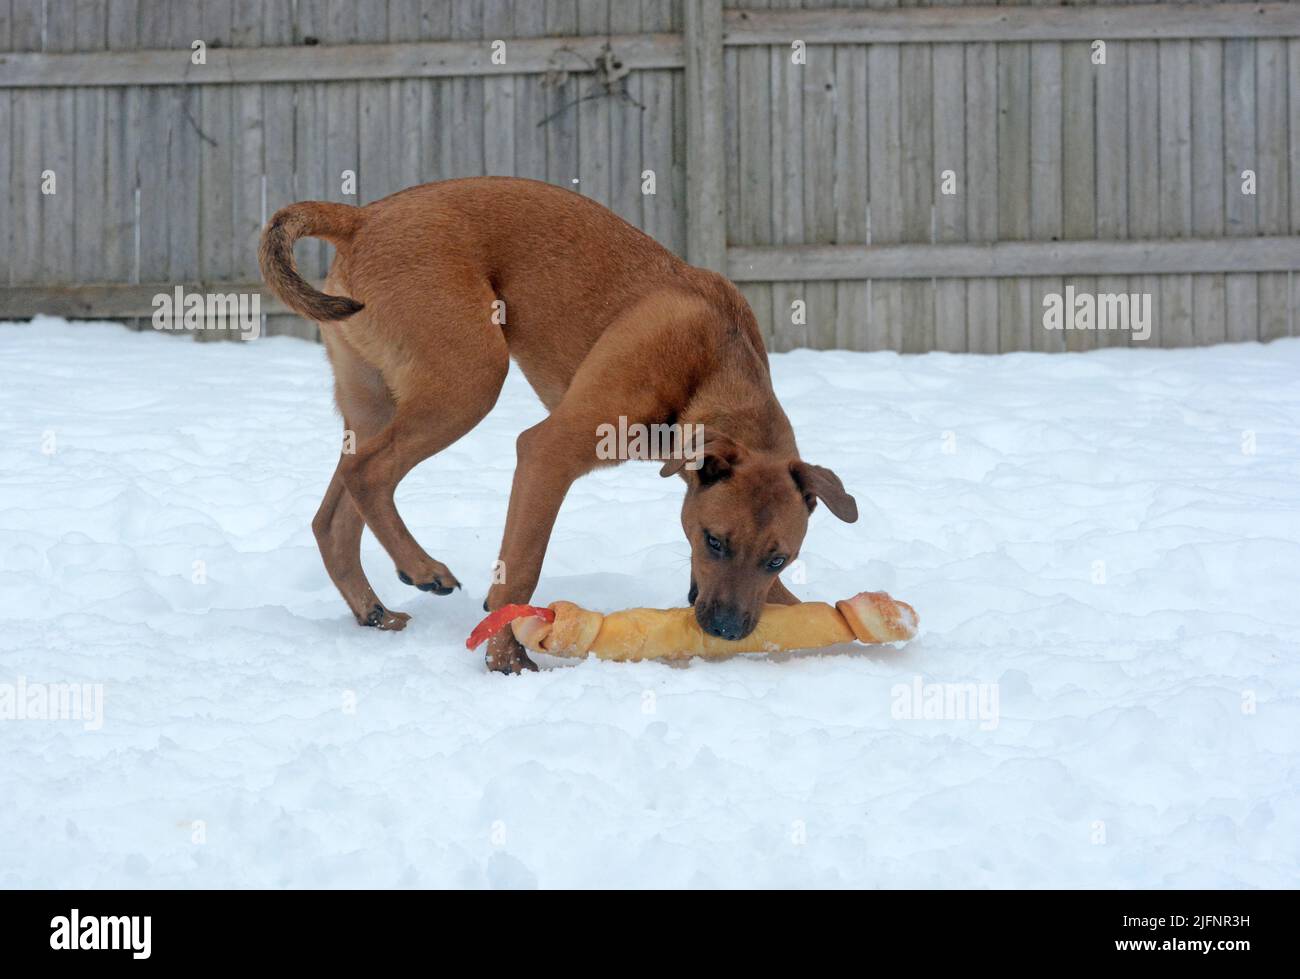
2,316,1298,888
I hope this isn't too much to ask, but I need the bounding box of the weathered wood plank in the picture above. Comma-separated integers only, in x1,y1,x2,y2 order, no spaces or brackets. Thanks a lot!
730,0,773,349
964,15,998,353
197,0,236,339
575,1,611,205
482,0,515,178
868,0,903,351
931,0,966,353
607,0,642,226
259,0,302,340
1029,10,1062,352
545,1,581,192
639,0,680,252
510,0,548,183
1157,38,1194,346
1256,37,1289,340
762,0,800,353
72,0,108,291
0,281,311,319
0,33,685,86
41,2,78,293
1094,0,1130,348
803,0,840,352
727,236,1300,280
1061,34,1096,351
834,1,871,351
684,0,725,271
1223,37,1258,342
357,1,393,202
1128,31,1160,345
722,3,1300,45
899,0,935,353
997,0,1031,352
1190,36,1226,344
0,0,12,291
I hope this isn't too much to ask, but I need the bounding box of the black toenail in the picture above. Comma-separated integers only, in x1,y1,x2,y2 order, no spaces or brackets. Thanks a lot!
364,604,384,627
398,571,413,586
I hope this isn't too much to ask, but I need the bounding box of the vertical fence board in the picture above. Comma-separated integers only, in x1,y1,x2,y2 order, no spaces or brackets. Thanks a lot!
1191,37,1226,344
386,0,425,193
1157,39,1194,346
835,5,870,351
867,0,903,351
482,0,515,178
197,0,236,341
41,2,78,294
640,0,680,252
0,0,12,292
765,0,801,353
576,1,611,206
963,6,998,353
421,2,454,185
996,0,1031,352
804,0,840,351
1094,0,1130,348
733,0,774,346
608,0,643,227
931,0,966,353
1256,38,1289,340
899,0,935,353
72,0,108,293
511,0,548,182
357,2,393,202
1128,33,1160,346
545,1,580,190
261,0,302,338
1061,38,1096,352
1029,13,1062,353
1223,37,1259,342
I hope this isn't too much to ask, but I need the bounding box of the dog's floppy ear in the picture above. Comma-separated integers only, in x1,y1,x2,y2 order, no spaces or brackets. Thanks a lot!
660,431,745,486
790,461,859,522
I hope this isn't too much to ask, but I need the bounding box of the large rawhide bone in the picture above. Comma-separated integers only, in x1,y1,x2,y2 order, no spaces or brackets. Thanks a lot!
501,591,918,662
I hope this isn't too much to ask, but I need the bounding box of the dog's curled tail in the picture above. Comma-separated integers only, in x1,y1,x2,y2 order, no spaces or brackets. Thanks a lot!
258,201,365,322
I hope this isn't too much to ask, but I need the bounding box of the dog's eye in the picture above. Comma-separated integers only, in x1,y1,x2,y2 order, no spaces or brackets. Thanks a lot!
705,533,724,554
767,555,786,571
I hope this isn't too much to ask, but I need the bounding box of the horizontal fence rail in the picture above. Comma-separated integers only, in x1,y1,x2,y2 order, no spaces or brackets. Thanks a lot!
1,4,1295,88
0,33,686,87
723,1,1300,45
728,238,1300,281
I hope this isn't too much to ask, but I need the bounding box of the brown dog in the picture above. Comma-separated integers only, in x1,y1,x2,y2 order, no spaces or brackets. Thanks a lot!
259,177,858,672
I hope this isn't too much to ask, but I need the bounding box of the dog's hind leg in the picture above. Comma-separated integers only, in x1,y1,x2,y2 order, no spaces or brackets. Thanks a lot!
313,329,409,628
337,290,510,601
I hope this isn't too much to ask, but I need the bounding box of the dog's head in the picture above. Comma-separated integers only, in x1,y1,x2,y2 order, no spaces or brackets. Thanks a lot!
661,433,858,640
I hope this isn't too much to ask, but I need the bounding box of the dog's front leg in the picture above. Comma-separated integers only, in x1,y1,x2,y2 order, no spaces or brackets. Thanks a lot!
484,419,594,673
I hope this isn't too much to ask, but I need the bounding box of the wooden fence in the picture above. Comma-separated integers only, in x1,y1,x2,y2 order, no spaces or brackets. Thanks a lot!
1,0,1298,350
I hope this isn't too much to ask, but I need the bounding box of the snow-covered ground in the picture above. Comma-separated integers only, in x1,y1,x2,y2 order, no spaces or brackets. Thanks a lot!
2,317,1298,888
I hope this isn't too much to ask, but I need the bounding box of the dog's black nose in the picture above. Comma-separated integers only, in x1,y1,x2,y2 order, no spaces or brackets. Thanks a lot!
701,608,749,641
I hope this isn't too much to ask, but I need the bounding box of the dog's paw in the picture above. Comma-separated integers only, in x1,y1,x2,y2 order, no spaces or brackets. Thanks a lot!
358,603,411,631
485,633,538,674
397,569,459,596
